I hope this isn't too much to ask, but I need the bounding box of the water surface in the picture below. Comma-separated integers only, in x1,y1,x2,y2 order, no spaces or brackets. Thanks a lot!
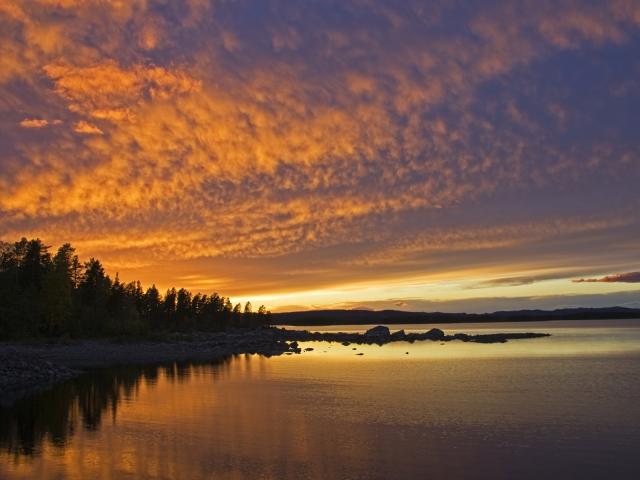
2,320,640,479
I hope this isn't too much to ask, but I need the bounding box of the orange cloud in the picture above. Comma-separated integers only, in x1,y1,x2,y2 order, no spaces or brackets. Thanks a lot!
43,61,201,119
73,120,103,134
19,118,49,128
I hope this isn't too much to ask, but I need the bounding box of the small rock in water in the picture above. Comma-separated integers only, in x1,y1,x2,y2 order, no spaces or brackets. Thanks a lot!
405,352,409,355
342,341,351,346
352,347,357,350
304,347,314,351
356,353,364,356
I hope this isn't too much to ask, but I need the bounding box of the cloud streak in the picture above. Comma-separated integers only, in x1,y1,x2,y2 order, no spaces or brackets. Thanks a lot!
574,272,640,283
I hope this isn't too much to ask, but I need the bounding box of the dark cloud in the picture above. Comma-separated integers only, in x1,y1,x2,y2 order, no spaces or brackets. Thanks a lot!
573,272,640,283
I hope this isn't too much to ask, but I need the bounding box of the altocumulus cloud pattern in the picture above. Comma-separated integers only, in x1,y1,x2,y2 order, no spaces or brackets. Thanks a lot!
1,0,639,308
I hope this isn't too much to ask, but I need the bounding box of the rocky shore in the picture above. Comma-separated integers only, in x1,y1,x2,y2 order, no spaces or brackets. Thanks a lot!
0,326,549,405
0,349,77,406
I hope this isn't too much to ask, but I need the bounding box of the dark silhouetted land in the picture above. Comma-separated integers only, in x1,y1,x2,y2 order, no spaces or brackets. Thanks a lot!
271,307,640,326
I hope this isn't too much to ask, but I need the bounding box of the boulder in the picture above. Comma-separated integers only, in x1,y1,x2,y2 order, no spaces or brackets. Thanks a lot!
364,325,391,338
424,328,445,340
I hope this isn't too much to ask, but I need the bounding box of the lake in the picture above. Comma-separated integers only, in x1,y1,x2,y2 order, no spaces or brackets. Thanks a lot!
2,320,640,479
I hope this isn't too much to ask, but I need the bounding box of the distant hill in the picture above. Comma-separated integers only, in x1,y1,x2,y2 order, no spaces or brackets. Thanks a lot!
271,307,640,326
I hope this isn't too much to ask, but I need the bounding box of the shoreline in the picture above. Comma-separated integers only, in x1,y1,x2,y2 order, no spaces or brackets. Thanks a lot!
0,326,549,406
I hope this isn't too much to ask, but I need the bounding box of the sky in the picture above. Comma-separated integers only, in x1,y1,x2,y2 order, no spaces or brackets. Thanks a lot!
1,0,639,313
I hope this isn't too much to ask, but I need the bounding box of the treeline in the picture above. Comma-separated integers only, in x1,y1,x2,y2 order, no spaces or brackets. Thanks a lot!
0,238,271,339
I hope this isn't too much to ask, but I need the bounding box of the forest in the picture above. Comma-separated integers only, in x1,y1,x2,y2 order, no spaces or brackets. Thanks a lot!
0,238,270,339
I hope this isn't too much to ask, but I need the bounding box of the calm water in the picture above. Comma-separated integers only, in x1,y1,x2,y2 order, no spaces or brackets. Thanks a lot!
2,320,640,479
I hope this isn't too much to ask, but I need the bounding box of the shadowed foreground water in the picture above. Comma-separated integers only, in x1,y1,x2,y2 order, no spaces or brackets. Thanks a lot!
2,320,640,479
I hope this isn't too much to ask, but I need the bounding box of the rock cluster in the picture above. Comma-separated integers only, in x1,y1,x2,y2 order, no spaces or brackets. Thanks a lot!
272,325,543,346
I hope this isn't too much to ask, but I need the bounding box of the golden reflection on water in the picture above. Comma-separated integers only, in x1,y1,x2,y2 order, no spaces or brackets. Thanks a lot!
290,319,640,359
2,321,640,479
